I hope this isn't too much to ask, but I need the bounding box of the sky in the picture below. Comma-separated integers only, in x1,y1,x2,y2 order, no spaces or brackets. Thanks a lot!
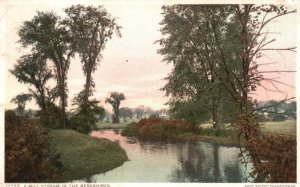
0,0,298,113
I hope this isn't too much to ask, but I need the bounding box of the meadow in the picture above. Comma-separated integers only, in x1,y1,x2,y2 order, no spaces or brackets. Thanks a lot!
48,129,128,182
260,120,296,136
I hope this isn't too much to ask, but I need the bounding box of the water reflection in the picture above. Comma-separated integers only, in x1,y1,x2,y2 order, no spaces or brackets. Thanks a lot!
168,142,246,182
74,130,250,183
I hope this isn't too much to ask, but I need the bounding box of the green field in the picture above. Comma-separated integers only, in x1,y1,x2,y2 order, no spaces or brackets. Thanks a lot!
260,120,296,136
182,120,296,146
48,129,128,182
199,120,296,136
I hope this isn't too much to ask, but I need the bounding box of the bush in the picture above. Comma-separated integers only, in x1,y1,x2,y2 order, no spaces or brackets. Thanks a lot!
5,110,63,182
69,101,105,134
38,103,64,129
121,118,193,139
121,122,138,137
252,135,296,182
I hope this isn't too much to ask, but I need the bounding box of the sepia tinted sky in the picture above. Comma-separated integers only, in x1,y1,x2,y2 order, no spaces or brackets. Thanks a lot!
1,0,297,112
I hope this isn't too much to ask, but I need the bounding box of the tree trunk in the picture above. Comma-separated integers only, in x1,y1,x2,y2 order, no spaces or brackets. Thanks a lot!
61,77,66,129
84,68,92,103
115,108,120,123
212,96,219,128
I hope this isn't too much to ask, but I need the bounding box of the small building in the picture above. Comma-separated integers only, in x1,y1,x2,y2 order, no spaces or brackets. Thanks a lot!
159,109,169,119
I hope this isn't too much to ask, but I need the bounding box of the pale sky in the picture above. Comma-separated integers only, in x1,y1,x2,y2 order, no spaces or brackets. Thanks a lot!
0,0,297,112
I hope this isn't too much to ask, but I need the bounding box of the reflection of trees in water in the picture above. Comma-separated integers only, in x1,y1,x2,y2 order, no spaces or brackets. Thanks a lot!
113,129,121,134
169,142,242,182
138,140,174,154
223,160,242,182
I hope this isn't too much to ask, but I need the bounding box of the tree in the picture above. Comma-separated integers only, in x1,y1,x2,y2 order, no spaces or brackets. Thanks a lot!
144,106,154,118
158,4,296,182
10,53,56,111
10,93,32,116
65,5,121,103
228,5,296,181
284,101,296,118
119,107,133,122
157,5,239,128
135,105,145,119
169,98,210,126
18,11,74,128
70,91,105,133
105,92,125,123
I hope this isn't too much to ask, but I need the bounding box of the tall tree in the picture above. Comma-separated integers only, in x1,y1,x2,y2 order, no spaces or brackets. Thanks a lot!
65,5,121,103
105,92,125,123
10,53,56,110
158,4,296,181
18,11,74,128
157,5,238,127
224,5,296,181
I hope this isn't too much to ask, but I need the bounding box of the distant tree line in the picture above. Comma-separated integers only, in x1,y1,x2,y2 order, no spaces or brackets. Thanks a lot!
256,100,296,122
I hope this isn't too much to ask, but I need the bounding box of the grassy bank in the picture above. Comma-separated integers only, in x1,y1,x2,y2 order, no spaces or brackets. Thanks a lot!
260,120,296,136
122,119,241,146
122,119,296,147
96,121,129,129
48,129,128,182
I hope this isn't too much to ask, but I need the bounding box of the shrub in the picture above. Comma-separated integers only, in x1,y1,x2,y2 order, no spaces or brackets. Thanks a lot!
251,135,296,182
38,103,64,129
121,118,193,139
5,110,63,182
69,101,105,134
121,122,138,137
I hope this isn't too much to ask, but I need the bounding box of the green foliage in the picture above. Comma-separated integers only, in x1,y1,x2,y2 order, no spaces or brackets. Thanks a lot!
10,93,32,116
157,5,242,128
70,92,105,134
105,92,126,123
267,113,287,122
121,122,138,137
18,11,74,128
256,100,296,122
65,5,121,102
218,92,239,124
168,99,210,125
38,103,64,129
5,110,63,182
283,101,296,118
10,53,56,110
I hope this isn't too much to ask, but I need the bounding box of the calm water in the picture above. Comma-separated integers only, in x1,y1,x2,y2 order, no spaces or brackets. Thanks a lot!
73,129,252,183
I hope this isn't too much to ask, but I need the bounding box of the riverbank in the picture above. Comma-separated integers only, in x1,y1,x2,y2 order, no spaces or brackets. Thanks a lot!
121,119,296,147
96,121,129,129
121,119,241,147
48,129,128,182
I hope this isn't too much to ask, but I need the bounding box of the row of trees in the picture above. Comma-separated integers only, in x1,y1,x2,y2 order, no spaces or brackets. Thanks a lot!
119,105,168,121
158,5,296,182
10,5,121,132
256,100,296,121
